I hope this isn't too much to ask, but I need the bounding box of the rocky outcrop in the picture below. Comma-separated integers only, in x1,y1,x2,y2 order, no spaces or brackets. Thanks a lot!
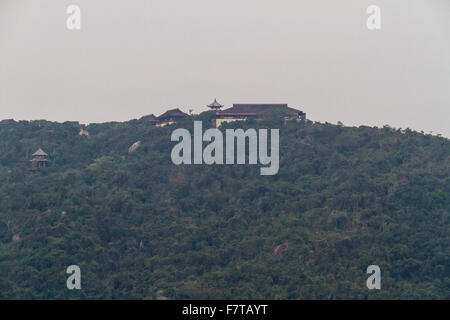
273,242,289,260
128,141,141,154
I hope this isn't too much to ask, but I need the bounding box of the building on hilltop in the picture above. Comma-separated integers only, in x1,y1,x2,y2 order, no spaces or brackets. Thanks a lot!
140,101,305,128
157,108,188,127
138,109,189,127
207,98,224,110
215,103,306,127
138,114,159,124
29,148,49,170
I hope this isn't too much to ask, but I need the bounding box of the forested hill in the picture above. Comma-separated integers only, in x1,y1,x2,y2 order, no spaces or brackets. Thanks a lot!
0,112,448,299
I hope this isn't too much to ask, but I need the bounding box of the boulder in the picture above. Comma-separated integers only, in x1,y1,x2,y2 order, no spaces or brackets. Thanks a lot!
273,242,289,260
128,141,142,154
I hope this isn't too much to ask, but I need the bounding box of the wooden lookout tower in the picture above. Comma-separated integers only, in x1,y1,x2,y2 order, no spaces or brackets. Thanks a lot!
30,148,49,169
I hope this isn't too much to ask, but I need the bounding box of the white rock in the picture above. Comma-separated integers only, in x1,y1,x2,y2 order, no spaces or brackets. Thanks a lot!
128,141,142,154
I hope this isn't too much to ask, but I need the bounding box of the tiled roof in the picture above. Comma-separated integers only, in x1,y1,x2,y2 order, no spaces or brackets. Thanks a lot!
158,108,188,120
217,104,302,115
32,148,48,156
139,114,159,122
207,99,224,109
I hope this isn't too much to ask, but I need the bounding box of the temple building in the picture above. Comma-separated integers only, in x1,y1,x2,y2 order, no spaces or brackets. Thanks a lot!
138,114,159,124
138,101,305,128
157,108,188,126
215,103,306,127
30,148,49,170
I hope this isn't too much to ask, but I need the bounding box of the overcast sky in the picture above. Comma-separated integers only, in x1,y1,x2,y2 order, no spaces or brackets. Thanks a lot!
0,0,449,136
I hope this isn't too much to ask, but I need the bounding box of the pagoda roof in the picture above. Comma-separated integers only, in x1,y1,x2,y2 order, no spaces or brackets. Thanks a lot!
158,108,188,120
207,99,224,109
139,114,159,122
32,148,48,156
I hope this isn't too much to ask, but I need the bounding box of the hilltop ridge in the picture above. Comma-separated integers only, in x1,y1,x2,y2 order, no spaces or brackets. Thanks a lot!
0,112,448,299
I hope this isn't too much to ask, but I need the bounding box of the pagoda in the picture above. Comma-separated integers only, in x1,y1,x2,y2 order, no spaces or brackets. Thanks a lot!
207,98,224,110
30,148,49,169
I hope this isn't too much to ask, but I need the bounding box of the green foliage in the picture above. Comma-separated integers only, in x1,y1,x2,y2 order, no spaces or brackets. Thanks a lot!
0,115,448,299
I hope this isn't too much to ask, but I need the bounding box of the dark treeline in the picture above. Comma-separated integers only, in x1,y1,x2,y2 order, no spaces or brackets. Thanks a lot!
0,112,448,299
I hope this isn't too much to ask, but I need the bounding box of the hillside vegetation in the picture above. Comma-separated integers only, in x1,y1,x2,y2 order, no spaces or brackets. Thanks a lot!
0,112,448,299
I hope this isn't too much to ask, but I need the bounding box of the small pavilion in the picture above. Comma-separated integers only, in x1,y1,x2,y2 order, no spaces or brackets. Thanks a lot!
207,98,224,110
30,148,49,169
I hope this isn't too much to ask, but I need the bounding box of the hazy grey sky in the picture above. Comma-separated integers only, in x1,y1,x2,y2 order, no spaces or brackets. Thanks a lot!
0,0,449,136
